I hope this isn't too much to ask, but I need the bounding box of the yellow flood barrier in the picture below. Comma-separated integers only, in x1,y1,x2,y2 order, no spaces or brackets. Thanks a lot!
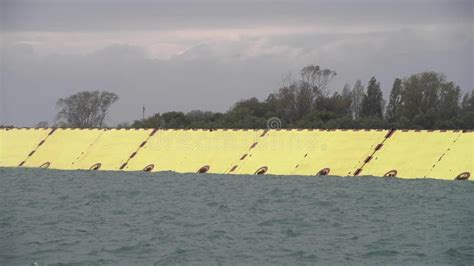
125,129,263,173
2,128,472,180
359,130,461,179
22,129,105,170
233,129,387,176
0,128,53,167
294,130,388,176
427,131,473,180
231,129,320,175
73,129,153,171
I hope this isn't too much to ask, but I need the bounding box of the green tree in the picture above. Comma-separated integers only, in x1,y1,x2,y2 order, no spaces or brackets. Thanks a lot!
35,121,49,128
401,72,442,121
161,112,190,128
55,90,119,128
186,110,222,128
300,65,337,98
351,80,365,119
132,113,166,128
128,69,469,130
224,98,271,128
360,77,383,119
340,84,353,116
458,91,474,129
397,71,462,128
386,78,403,122
269,65,337,123
461,91,474,111
438,81,461,120
267,83,299,123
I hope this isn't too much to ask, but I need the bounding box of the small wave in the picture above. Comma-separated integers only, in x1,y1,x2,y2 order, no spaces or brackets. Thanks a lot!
363,250,399,257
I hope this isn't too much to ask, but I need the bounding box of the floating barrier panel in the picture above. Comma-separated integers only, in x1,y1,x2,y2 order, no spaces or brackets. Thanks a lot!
230,129,320,175
232,130,321,174
22,129,105,170
359,130,461,179
125,129,263,173
0,128,53,167
426,131,473,180
73,129,153,171
1,128,472,180
294,130,388,176
232,129,387,176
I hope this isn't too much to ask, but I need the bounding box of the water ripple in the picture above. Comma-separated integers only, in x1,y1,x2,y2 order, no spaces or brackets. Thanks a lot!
1,168,473,265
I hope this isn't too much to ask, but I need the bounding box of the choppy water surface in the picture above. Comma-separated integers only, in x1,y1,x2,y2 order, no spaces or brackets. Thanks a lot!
1,168,473,265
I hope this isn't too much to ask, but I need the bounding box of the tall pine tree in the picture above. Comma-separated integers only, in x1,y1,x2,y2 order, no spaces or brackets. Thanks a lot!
361,77,384,119
386,78,403,122
351,80,365,119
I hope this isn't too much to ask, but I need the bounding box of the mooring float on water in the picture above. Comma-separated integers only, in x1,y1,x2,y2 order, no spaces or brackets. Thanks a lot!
0,128,472,181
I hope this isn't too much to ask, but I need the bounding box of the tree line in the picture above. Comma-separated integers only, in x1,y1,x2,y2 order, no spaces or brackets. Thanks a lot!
18,65,472,130
131,66,473,129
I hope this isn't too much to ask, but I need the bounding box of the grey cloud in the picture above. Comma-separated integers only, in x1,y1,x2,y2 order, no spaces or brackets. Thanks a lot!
2,25,472,127
1,0,472,126
1,43,293,126
2,0,472,32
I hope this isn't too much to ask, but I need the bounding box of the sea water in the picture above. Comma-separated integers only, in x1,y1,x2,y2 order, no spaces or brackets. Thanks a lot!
1,168,473,265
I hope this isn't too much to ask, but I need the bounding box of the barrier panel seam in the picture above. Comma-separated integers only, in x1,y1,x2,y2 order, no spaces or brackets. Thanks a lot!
19,128,57,167
227,131,266,173
424,131,464,179
354,129,395,176
430,132,461,176
72,129,107,166
120,129,159,170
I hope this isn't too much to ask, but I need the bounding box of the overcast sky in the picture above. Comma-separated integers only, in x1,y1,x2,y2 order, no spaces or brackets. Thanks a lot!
1,0,473,126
